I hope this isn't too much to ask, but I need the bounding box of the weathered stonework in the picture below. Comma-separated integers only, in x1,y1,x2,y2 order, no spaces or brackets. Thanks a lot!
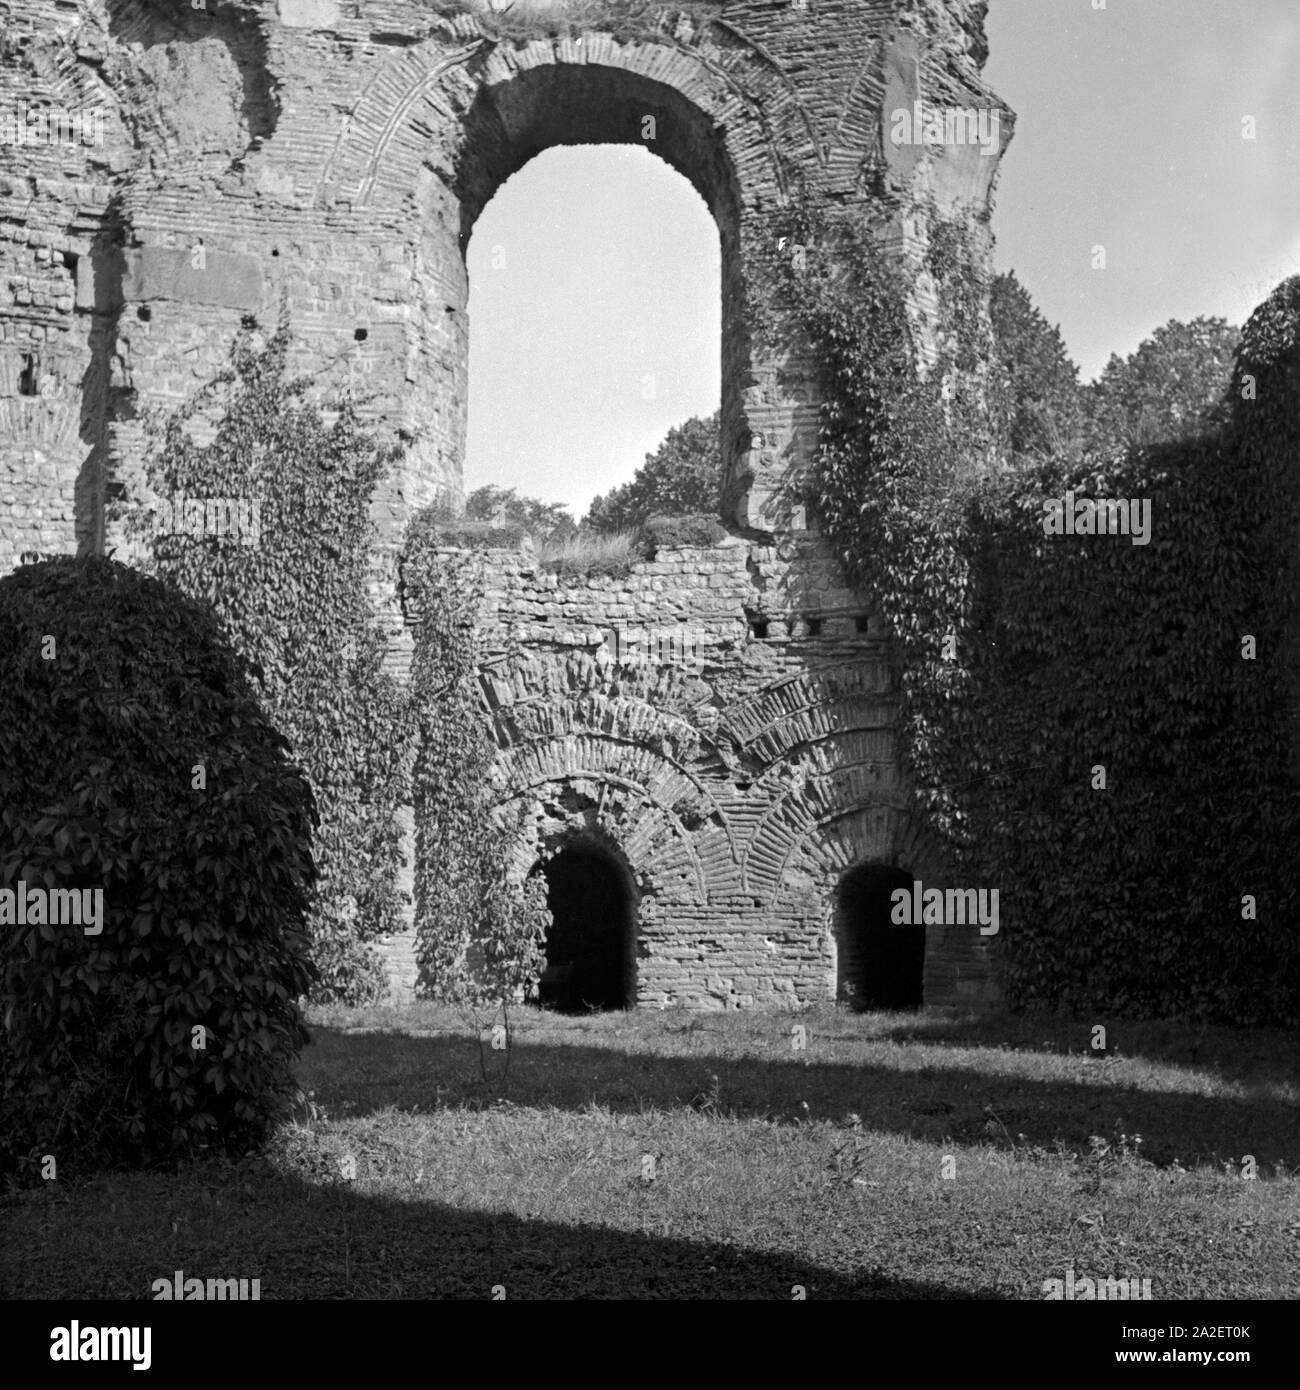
417,533,999,1009
1,0,1019,1009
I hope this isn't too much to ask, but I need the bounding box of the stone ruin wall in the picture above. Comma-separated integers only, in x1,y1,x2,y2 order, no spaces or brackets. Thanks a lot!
0,0,1021,1008
401,532,1000,1009
1,0,1011,578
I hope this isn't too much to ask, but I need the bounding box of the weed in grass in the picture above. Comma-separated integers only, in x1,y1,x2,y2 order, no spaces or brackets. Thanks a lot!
1078,1126,1150,1196
827,1134,872,1188
689,1072,722,1115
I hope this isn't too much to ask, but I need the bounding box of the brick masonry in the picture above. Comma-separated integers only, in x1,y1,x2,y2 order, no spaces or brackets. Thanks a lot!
1,0,1033,1010
410,534,1001,1009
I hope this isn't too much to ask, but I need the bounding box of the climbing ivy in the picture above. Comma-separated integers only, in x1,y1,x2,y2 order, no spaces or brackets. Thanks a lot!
403,508,550,1010
750,199,989,851
117,315,415,1005
756,196,1300,1025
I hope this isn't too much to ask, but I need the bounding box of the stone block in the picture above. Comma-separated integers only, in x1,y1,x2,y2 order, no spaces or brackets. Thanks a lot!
121,247,263,312
278,0,343,29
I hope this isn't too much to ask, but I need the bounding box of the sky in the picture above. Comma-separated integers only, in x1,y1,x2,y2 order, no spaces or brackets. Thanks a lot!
465,0,1300,521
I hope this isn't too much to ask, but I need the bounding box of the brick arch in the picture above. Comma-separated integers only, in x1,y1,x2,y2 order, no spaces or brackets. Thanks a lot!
490,688,710,764
743,772,911,905
801,805,950,890
717,661,899,769
720,664,907,902
0,397,83,454
313,30,776,221
785,805,998,1009
494,727,731,830
310,24,803,530
493,763,711,907
481,643,724,739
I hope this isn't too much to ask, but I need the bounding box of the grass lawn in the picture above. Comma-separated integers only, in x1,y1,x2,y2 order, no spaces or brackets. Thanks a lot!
4,1003,1299,1299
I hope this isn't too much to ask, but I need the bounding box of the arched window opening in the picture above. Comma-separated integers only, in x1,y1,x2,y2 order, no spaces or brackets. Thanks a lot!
465,144,721,531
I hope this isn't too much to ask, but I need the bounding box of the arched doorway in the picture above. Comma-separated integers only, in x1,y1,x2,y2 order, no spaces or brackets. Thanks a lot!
836,864,924,1010
535,845,636,1012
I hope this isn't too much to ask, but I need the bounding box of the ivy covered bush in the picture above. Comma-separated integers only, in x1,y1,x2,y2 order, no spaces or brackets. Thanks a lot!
0,557,317,1176
759,196,1300,1026
433,519,530,551
116,318,413,1005
642,513,726,551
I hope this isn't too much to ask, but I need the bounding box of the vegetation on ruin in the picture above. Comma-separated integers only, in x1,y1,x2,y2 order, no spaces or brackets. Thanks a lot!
463,484,577,540
641,511,727,548
0,557,317,1177
988,269,1084,462
537,526,646,575
423,0,728,47
116,318,414,1007
402,510,550,1018
585,412,722,533
1082,316,1242,456
435,418,726,578
757,197,1300,1026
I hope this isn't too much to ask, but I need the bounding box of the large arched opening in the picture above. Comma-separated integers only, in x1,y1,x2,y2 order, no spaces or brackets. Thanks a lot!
407,56,756,526
533,843,637,1012
835,863,925,1011
465,143,720,522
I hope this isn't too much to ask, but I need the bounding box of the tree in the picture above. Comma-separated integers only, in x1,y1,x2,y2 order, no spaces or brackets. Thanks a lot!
1083,316,1241,456
464,485,575,540
584,411,721,532
989,271,1084,463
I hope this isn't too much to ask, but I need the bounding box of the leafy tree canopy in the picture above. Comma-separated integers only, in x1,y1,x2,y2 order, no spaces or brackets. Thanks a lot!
463,485,576,540
989,270,1084,463
1083,316,1241,455
584,411,721,532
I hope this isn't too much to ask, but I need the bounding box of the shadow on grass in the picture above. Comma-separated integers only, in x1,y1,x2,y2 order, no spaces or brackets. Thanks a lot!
866,1009,1300,1092
1,1166,1008,1300
298,1019,1300,1172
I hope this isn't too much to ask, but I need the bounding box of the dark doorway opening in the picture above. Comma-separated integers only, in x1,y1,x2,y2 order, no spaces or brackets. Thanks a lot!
836,864,924,1010
535,846,635,1012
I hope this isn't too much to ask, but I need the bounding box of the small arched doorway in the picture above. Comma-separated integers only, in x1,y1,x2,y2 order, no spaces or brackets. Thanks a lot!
534,845,636,1012
836,864,924,1010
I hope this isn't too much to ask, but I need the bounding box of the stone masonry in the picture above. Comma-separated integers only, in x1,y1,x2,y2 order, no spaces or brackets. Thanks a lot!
1,0,1019,1009
419,532,999,1009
